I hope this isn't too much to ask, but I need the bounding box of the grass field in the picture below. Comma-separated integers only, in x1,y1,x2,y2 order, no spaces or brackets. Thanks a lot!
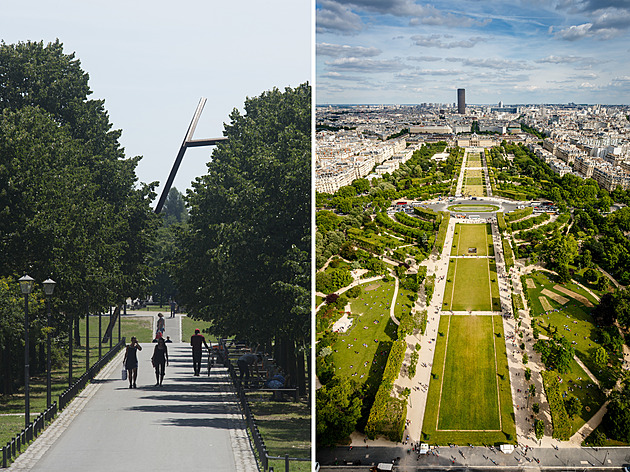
443,259,491,311
248,396,310,471
451,223,494,256
422,315,515,444
181,316,217,342
437,316,500,430
79,315,153,344
448,204,499,213
328,279,398,392
524,270,616,389
466,153,482,167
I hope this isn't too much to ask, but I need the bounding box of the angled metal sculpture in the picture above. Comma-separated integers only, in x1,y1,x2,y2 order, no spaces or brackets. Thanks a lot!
155,98,227,214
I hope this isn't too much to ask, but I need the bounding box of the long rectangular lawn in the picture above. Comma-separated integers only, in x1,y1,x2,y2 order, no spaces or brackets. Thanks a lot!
437,315,500,430
443,258,493,311
451,224,494,257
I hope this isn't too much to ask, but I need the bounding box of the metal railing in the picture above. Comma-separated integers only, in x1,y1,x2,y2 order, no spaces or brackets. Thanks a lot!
1,338,126,468
224,353,310,472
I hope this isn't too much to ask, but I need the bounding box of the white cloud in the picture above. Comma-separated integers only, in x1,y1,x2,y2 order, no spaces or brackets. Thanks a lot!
317,0,363,34
411,34,487,49
317,42,382,57
326,57,405,72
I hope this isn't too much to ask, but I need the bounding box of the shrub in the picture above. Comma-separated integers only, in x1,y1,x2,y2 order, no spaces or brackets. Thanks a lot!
541,371,572,440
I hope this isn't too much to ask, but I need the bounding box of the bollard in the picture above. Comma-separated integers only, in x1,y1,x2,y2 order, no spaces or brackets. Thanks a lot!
285,454,289,472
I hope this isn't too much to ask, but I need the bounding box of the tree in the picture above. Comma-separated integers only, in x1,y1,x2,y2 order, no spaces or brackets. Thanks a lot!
316,378,362,446
565,395,583,419
0,41,158,390
529,383,536,397
594,346,609,369
161,187,188,225
584,267,599,284
535,419,544,439
174,84,310,393
604,387,630,442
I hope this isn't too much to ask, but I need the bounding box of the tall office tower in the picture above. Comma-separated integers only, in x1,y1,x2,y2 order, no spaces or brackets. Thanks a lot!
457,88,465,114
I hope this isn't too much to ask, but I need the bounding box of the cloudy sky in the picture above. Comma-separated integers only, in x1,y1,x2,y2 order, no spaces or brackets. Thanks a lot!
316,0,630,105
1,0,311,196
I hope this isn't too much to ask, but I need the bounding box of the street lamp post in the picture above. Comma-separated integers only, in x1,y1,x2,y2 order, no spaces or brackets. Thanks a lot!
43,279,56,409
18,275,35,429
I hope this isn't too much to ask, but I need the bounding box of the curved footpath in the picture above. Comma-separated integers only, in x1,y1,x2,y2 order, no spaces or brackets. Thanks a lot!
9,316,257,472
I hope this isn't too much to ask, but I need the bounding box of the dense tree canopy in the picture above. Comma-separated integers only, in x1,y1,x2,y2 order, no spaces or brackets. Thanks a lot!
0,40,158,392
173,84,310,390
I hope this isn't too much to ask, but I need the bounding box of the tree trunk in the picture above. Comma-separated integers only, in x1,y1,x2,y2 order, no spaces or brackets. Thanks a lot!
296,343,306,397
74,315,81,346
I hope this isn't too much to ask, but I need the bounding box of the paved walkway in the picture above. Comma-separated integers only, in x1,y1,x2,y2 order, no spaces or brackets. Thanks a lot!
9,343,257,471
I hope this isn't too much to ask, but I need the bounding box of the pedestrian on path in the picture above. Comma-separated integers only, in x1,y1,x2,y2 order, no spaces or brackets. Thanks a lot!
151,337,169,386
156,313,165,335
190,328,210,376
123,336,143,388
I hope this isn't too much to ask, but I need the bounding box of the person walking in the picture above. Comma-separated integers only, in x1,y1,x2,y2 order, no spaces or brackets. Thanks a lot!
156,313,165,335
123,336,143,388
190,328,210,376
151,337,169,386
237,352,262,388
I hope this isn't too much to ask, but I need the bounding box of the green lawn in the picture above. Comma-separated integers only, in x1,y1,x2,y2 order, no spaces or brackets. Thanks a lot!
525,270,616,389
248,396,310,471
438,316,500,430
451,223,494,257
464,185,486,197
329,279,398,393
80,315,153,344
466,154,482,166
443,258,498,311
553,358,607,435
422,315,515,444
181,315,217,343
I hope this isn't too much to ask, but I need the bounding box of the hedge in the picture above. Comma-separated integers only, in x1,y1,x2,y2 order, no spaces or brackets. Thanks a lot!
413,206,438,221
495,189,528,200
502,236,514,269
496,212,507,233
504,206,533,223
395,211,434,231
425,274,435,304
541,371,572,440
376,212,430,241
509,212,550,232
365,339,407,441
434,212,450,252
519,213,571,240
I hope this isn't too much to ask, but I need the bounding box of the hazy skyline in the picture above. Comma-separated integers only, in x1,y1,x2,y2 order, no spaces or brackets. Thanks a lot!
1,0,311,196
316,0,630,105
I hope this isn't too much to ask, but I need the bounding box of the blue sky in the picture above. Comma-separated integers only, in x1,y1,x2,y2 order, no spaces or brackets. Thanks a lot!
1,0,311,195
316,0,630,104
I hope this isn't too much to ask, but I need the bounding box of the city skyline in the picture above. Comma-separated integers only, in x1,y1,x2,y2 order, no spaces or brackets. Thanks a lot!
316,0,630,105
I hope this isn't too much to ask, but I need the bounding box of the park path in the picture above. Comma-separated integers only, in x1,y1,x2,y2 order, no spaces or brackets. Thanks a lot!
9,343,257,472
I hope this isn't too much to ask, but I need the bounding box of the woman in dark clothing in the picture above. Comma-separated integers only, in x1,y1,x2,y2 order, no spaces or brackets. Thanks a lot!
123,336,143,388
151,337,169,386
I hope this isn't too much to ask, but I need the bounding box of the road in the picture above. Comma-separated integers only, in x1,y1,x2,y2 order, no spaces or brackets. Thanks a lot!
317,444,630,470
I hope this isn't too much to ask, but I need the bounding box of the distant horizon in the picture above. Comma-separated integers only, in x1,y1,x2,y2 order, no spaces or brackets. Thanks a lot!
316,102,630,107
